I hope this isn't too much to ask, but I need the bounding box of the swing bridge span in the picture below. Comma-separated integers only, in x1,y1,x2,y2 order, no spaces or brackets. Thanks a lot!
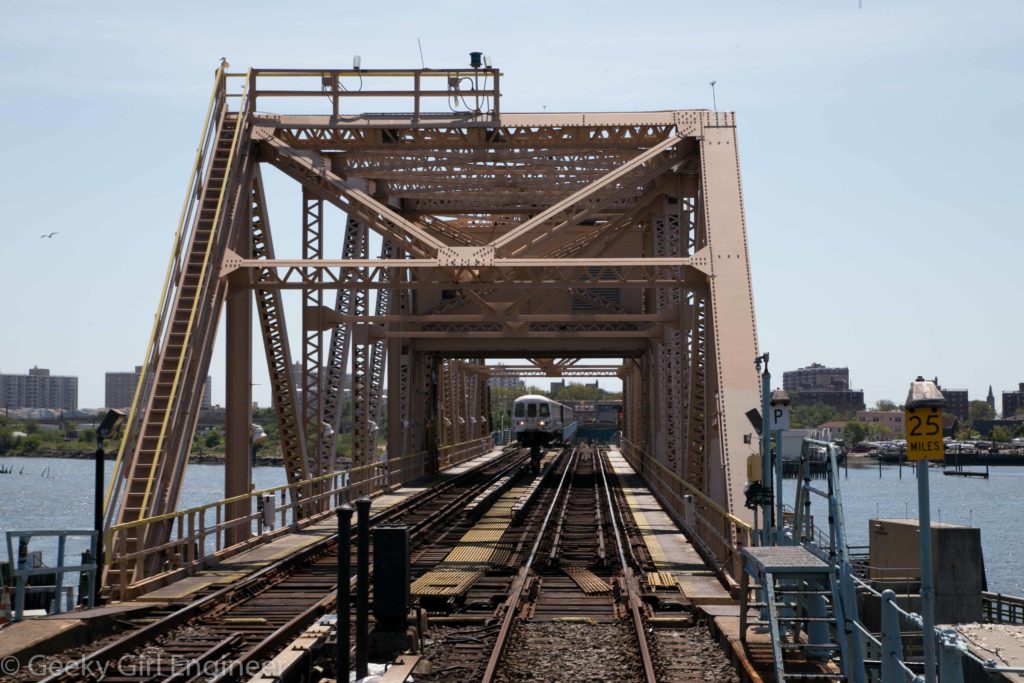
3,64,1021,683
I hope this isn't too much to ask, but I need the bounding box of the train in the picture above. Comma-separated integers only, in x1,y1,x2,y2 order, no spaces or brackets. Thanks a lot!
512,394,578,447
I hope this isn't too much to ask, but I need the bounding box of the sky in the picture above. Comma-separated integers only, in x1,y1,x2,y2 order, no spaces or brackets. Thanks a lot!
0,0,1021,410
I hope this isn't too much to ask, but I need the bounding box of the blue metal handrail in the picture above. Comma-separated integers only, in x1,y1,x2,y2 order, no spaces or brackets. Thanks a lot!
6,530,97,622
792,437,1024,682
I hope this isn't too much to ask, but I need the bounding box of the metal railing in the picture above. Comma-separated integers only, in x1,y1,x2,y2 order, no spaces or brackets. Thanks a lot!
982,591,1024,624
618,437,752,584
789,438,1024,682
105,65,254,529
6,530,97,622
244,67,501,121
437,436,494,470
104,436,493,598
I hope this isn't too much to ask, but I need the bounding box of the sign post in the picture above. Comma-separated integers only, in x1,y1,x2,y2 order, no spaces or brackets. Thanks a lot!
904,377,945,683
769,389,791,544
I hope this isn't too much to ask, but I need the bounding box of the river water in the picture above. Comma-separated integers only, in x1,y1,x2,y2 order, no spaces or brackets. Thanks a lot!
782,461,1024,596
2,457,1022,597
0,457,286,594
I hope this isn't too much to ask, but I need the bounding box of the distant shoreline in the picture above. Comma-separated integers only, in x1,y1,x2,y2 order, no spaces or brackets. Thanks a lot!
0,450,284,467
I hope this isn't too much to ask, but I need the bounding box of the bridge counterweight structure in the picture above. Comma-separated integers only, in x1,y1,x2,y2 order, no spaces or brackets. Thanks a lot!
103,66,761,596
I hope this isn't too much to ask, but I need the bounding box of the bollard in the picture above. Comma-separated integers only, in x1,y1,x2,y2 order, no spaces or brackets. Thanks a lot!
262,493,276,532
938,628,966,683
355,497,371,679
336,504,353,683
880,589,904,683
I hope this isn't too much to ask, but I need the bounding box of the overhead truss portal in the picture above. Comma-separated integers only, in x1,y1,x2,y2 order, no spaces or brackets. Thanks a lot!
104,66,761,591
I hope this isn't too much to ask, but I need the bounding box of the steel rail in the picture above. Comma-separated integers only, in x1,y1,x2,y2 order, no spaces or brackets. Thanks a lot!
480,447,578,683
38,449,527,683
209,448,533,683
597,447,657,683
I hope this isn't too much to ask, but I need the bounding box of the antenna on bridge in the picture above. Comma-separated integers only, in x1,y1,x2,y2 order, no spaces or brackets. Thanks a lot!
710,80,718,111
417,38,426,68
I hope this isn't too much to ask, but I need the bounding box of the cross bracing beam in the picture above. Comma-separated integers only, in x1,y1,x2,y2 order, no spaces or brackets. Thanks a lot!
470,365,623,378
489,134,684,254
220,254,708,290
258,135,446,258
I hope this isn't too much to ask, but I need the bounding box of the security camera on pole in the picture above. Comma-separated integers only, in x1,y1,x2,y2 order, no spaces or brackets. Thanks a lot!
904,376,945,683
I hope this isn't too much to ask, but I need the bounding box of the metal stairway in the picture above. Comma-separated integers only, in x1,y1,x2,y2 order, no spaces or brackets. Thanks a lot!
106,93,251,590
740,546,850,682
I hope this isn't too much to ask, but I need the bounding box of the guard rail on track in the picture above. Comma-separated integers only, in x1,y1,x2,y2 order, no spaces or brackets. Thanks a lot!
106,436,493,598
618,437,751,584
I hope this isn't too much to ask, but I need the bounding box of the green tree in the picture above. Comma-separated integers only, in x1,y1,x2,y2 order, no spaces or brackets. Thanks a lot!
790,404,837,429
22,434,42,454
0,429,16,454
873,399,898,412
551,383,604,402
204,428,221,450
968,400,996,421
843,420,869,447
991,425,1013,443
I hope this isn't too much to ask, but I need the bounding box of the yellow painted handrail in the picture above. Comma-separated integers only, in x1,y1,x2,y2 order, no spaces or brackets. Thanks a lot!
139,69,251,520
104,65,228,518
620,438,751,531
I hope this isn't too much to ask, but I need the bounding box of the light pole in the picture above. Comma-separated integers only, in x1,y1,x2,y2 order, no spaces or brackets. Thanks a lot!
94,409,126,603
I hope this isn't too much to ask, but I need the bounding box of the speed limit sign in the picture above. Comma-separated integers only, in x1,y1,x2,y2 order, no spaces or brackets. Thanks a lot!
905,406,944,461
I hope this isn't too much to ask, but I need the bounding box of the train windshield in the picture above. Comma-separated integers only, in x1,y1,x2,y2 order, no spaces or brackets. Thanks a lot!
539,404,550,417
513,403,524,417
527,403,537,417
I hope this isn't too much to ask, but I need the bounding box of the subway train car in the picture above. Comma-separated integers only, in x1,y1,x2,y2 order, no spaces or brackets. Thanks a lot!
512,394,577,447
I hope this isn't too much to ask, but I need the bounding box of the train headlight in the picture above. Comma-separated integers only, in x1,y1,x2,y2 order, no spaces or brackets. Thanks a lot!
538,420,546,427
517,420,524,426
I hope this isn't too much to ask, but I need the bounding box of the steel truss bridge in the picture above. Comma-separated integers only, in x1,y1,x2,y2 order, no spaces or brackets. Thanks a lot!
103,65,761,594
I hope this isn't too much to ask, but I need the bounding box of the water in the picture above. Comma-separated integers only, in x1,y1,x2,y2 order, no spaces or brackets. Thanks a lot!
783,462,1024,595
3,458,1023,598
0,457,287,598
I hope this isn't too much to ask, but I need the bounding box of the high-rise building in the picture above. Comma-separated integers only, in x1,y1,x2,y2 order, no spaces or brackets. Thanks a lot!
782,363,864,413
783,363,849,392
107,367,212,409
1003,383,1024,418
105,366,143,409
487,364,524,390
933,379,968,421
0,367,78,411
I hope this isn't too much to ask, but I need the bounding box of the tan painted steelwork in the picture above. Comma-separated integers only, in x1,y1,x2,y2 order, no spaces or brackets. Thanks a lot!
106,65,760,593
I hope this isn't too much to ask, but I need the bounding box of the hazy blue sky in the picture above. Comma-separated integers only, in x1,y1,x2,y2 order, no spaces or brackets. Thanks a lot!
1,0,1021,410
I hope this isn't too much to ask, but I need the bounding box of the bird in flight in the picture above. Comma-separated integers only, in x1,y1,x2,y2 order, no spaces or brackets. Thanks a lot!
40,232,59,239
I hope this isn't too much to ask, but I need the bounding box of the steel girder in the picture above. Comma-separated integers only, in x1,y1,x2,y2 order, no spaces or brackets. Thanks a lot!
116,68,763,596
322,216,366,476
251,171,309,502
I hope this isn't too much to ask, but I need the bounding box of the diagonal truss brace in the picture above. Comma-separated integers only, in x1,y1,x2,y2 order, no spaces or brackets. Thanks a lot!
489,134,683,254
259,135,445,258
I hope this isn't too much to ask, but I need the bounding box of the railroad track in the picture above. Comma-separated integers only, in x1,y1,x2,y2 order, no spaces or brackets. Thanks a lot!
414,445,742,682
28,447,528,683
481,445,656,682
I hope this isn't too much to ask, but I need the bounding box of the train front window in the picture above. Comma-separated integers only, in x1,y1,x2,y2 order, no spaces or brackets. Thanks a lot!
539,404,550,417
527,404,537,418
514,403,524,417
